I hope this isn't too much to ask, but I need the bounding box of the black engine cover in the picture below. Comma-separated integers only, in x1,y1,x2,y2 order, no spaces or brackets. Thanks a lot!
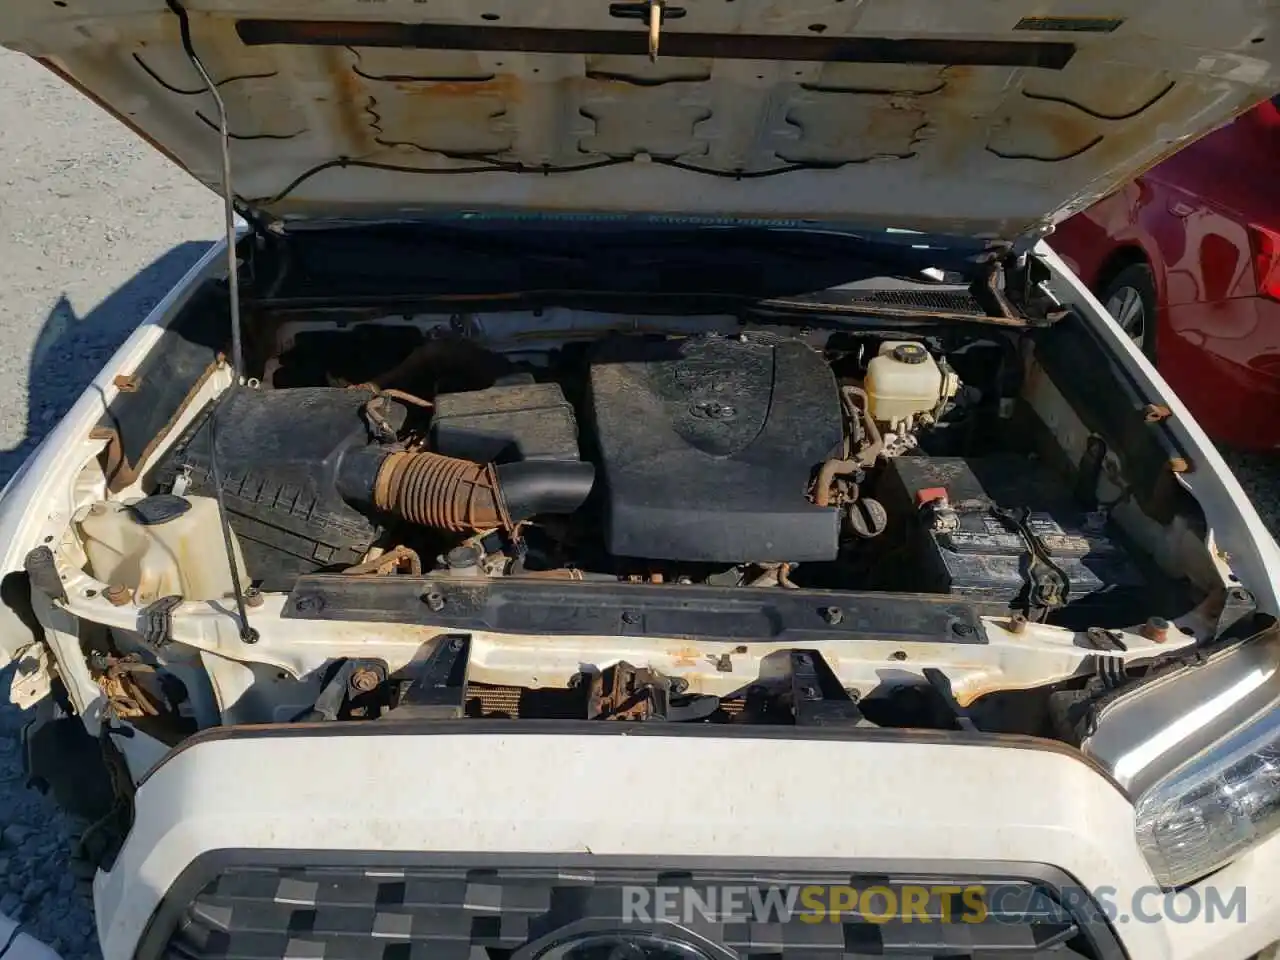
588,335,843,562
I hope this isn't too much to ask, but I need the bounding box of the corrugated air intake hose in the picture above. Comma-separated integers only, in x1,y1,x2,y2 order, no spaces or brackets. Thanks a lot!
337,447,595,533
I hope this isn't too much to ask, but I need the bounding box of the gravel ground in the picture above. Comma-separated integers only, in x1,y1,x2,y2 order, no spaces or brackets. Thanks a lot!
1224,449,1280,536
2,37,1280,960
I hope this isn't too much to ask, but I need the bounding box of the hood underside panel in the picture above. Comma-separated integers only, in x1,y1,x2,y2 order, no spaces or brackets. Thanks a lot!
2,0,1279,241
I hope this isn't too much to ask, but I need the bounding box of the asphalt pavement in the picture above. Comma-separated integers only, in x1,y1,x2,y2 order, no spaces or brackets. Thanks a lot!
0,48,221,489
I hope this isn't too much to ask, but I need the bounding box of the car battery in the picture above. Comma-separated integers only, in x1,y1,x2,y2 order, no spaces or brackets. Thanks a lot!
878,455,1147,620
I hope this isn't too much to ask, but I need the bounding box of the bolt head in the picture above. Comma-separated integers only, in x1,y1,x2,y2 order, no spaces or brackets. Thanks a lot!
1141,616,1172,643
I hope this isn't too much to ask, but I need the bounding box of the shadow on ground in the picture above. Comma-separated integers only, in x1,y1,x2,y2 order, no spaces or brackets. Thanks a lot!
0,244,215,960
0,242,213,488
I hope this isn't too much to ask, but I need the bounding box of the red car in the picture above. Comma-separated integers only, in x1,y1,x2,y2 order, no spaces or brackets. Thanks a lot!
1051,94,1280,451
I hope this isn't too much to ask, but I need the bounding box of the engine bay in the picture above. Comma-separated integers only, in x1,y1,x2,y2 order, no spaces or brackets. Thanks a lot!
37,290,1254,755
131,317,1170,632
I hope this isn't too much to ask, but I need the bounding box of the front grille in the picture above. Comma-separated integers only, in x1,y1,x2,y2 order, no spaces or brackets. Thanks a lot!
152,862,1121,960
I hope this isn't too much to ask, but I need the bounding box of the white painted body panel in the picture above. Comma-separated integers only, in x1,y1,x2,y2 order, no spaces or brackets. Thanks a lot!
96,730,1280,960
1038,242,1280,616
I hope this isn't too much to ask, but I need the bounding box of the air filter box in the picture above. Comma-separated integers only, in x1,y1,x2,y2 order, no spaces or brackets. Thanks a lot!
430,382,580,463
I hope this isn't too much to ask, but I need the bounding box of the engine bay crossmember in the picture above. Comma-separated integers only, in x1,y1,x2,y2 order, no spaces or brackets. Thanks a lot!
283,575,987,644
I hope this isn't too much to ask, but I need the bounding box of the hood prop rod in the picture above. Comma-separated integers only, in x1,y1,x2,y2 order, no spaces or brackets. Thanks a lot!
170,0,258,645
169,0,246,383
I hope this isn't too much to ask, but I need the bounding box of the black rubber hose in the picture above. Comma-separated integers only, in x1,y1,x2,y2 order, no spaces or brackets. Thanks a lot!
335,446,387,510
337,447,594,530
495,460,596,522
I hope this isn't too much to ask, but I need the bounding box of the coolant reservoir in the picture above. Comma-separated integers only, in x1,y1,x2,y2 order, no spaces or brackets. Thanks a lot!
76,494,248,605
865,341,951,425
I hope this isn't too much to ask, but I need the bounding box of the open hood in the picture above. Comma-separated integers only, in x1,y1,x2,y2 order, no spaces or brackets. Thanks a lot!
2,1,1279,243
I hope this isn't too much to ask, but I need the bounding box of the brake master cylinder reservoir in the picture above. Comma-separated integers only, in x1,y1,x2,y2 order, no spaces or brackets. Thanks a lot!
865,341,956,426
76,494,247,604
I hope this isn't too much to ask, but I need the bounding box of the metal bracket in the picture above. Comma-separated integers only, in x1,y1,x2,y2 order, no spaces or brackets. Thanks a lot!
1093,654,1127,691
362,394,401,445
587,661,719,721
296,658,388,722
788,649,866,727
922,667,977,731
1083,626,1127,652
296,661,356,722
140,595,183,649
388,635,472,720
1213,586,1257,638
24,546,67,604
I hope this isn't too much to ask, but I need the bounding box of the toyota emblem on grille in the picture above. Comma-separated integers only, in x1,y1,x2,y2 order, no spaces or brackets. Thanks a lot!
515,921,736,960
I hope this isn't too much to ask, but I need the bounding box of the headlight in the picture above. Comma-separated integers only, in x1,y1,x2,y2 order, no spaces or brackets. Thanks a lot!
1134,709,1280,887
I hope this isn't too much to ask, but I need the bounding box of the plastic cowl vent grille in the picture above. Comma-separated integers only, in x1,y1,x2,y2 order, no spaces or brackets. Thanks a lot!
843,289,985,313
153,863,1120,960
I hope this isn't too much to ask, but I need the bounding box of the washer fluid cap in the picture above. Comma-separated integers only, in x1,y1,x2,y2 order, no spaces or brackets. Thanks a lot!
126,494,192,525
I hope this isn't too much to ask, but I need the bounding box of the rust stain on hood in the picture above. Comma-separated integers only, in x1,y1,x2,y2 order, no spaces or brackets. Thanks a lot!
2,0,1278,241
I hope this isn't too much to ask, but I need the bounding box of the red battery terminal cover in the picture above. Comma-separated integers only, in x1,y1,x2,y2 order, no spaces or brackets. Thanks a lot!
915,486,950,507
